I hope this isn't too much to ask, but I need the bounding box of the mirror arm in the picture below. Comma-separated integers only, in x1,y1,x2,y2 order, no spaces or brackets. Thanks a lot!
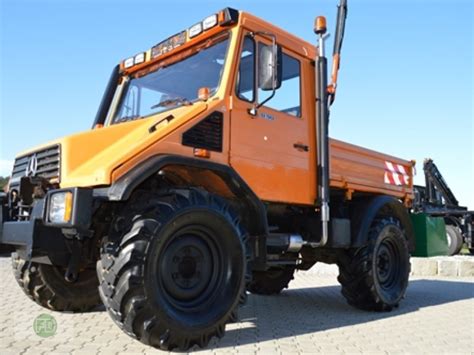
249,32,278,114
256,87,276,109
249,32,259,116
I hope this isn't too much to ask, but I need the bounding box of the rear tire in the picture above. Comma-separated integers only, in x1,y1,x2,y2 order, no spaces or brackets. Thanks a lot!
97,189,248,351
247,266,295,295
446,225,463,256
12,252,101,312
337,217,410,311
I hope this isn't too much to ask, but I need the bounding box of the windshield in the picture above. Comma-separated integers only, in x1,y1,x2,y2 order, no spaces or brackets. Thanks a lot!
112,33,230,124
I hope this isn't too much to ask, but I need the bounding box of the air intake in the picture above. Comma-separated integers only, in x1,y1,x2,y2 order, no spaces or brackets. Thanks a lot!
182,111,223,152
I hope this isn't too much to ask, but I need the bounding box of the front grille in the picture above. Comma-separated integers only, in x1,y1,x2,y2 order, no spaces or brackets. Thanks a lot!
10,144,61,185
182,111,223,152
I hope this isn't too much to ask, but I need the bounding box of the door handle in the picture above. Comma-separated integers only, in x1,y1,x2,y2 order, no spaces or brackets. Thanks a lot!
293,143,309,152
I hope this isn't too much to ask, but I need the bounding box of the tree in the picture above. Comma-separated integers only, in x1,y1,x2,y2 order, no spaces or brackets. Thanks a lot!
0,176,9,191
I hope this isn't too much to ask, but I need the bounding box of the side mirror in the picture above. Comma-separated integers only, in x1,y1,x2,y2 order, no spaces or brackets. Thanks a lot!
258,43,282,91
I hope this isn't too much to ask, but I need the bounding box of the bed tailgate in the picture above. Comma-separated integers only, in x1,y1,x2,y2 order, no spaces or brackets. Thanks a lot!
329,138,415,202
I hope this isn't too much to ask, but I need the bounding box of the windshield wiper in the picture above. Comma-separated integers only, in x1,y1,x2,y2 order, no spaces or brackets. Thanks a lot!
150,97,193,110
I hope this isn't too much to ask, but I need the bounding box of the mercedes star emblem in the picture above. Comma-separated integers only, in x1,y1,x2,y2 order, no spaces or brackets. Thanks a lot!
25,154,38,177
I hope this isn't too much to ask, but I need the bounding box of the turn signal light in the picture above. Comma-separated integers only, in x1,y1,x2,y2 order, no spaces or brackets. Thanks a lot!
64,192,73,222
198,87,210,101
194,148,211,158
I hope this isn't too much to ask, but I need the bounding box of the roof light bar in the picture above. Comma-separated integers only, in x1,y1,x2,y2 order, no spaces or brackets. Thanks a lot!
122,8,239,69
151,31,186,59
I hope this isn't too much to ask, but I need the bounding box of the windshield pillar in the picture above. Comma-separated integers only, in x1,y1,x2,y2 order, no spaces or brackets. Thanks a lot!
92,65,120,128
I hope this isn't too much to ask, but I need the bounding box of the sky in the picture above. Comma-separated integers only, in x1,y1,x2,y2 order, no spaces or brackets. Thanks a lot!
0,0,473,207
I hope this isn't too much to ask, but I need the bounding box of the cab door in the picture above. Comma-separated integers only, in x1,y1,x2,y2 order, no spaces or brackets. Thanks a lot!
229,32,315,205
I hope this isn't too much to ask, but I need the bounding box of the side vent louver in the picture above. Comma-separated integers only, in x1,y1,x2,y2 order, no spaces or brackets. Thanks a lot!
182,111,223,152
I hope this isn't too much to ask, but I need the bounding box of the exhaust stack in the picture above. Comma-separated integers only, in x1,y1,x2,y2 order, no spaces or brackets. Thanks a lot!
313,0,348,247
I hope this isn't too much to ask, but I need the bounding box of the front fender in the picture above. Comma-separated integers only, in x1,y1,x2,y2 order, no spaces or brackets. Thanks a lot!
95,154,269,237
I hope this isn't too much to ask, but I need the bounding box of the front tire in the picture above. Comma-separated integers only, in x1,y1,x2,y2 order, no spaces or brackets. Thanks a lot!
338,217,410,311
12,252,101,312
97,189,248,351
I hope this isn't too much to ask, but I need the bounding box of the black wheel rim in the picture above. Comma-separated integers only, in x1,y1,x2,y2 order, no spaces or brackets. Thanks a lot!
376,230,402,290
159,227,222,312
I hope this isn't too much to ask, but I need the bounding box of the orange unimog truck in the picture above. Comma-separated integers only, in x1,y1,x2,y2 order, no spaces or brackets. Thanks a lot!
1,1,422,350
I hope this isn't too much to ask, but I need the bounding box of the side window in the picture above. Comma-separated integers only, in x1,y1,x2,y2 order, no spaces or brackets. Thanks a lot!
259,48,301,117
236,35,255,102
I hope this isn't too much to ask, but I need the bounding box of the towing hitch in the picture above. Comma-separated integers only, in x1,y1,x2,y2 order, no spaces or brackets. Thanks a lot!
64,238,82,282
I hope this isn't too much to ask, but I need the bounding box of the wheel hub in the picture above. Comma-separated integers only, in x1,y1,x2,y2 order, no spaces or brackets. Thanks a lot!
376,236,401,289
376,245,393,283
171,247,203,289
160,234,217,306
178,255,197,279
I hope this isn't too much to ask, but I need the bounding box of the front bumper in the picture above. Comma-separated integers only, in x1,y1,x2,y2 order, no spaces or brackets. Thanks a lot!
0,188,94,259
1,199,46,250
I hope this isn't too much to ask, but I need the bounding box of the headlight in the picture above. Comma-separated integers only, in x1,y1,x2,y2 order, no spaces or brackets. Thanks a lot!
49,192,73,223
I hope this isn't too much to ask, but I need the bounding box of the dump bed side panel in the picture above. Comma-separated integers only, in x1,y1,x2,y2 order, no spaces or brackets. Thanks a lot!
329,138,414,202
